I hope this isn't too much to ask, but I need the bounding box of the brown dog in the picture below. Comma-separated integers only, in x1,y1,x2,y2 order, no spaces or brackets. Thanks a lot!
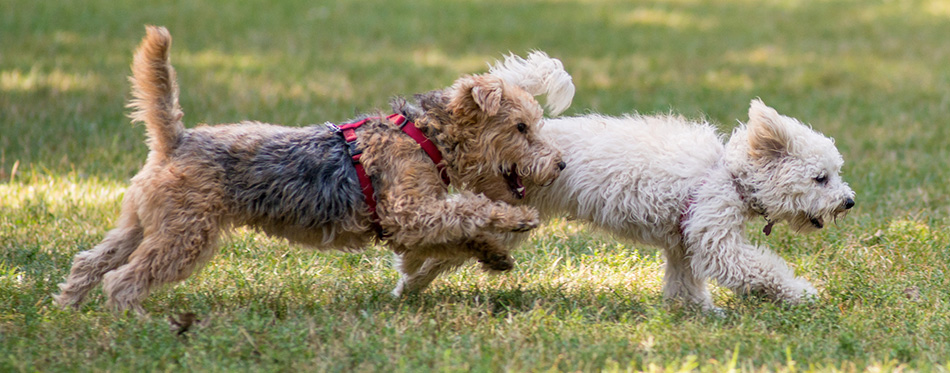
54,26,566,314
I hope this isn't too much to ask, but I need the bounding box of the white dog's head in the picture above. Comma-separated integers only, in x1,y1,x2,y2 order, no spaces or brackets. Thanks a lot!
725,99,855,233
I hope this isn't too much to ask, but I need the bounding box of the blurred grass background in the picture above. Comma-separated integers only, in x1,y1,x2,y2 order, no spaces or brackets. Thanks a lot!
2,0,949,371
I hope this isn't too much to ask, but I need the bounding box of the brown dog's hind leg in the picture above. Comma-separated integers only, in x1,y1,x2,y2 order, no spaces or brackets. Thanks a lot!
54,200,144,309
101,209,221,315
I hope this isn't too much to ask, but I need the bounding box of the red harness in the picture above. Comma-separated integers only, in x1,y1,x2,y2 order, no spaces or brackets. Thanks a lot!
332,113,449,225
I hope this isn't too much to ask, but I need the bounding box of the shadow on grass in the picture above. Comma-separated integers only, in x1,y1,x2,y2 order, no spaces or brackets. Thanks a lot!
152,276,682,327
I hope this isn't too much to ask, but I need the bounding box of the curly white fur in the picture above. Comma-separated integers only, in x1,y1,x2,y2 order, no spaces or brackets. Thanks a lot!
521,100,855,309
393,98,854,309
489,51,575,116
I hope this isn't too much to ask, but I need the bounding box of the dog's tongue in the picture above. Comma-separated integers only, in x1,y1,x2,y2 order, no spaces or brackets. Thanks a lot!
504,167,525,199
513,174,525,198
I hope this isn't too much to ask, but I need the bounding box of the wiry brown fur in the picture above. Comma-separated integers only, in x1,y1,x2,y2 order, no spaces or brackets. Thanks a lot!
54,26,563,315
405,86,564,204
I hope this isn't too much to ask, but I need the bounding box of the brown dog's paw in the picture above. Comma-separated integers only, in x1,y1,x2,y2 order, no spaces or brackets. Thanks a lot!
510,218,539,232
491,206,540,232
479,253,514,272
493,217,539,232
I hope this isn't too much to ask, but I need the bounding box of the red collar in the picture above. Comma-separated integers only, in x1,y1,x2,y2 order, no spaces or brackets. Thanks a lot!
333,114,449,229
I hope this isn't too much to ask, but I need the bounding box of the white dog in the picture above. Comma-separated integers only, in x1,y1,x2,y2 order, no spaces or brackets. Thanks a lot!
522,101,854,309
394,53,855,310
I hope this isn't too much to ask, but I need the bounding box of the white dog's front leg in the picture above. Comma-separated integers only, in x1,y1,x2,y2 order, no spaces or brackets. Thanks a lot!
687,231,817,304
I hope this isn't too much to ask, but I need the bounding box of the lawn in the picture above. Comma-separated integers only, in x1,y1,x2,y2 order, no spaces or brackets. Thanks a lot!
2,0,950,371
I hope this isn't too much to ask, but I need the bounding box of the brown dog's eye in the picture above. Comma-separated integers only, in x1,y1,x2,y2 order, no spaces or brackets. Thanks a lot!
517,122,527,133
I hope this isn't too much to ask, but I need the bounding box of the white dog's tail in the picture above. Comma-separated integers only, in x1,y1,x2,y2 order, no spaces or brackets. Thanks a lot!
489,51,574,116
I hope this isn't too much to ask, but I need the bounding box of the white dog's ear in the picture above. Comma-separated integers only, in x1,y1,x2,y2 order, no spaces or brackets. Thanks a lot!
747,99,793,159
489,51,574,116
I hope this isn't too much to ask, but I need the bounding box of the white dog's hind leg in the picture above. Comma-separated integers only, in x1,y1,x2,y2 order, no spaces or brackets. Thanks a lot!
662,244,716,310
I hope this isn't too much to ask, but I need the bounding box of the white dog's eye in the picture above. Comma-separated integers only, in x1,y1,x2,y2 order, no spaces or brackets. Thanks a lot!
815,175,828,185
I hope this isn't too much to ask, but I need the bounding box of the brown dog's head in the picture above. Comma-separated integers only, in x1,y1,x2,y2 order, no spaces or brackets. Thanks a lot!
411,74,565,204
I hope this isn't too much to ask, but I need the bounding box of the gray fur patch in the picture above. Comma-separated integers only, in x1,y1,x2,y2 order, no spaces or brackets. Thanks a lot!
217,125,364,229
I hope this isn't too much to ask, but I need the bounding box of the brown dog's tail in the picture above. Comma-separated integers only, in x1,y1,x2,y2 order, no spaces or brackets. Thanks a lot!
127,25,184,157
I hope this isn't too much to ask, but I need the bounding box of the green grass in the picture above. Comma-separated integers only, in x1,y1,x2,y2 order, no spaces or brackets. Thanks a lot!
3,0,950,370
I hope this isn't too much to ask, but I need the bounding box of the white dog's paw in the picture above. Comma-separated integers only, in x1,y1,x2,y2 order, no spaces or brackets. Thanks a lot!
782,277,818,304
704,305,728,318
391,278,407,298
801,281,819,302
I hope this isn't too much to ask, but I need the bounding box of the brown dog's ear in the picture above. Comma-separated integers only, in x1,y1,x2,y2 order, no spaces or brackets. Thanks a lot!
747,99,791,159
469,76,504,116
448,75,506,119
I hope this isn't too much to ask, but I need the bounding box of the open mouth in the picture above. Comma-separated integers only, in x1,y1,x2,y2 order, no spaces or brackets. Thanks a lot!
809,216,824,229
832,209,849,226
503,165,525,199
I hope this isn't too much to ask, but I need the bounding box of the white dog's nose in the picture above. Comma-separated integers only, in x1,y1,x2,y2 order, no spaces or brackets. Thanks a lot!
844,198,855,209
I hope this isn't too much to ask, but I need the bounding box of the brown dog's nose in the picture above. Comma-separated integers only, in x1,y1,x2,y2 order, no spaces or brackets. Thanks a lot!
557,161,566,170
844,198,855,209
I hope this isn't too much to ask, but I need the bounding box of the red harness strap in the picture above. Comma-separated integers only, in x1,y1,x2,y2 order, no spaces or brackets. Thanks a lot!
385,114,450,185
332,114,449,226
